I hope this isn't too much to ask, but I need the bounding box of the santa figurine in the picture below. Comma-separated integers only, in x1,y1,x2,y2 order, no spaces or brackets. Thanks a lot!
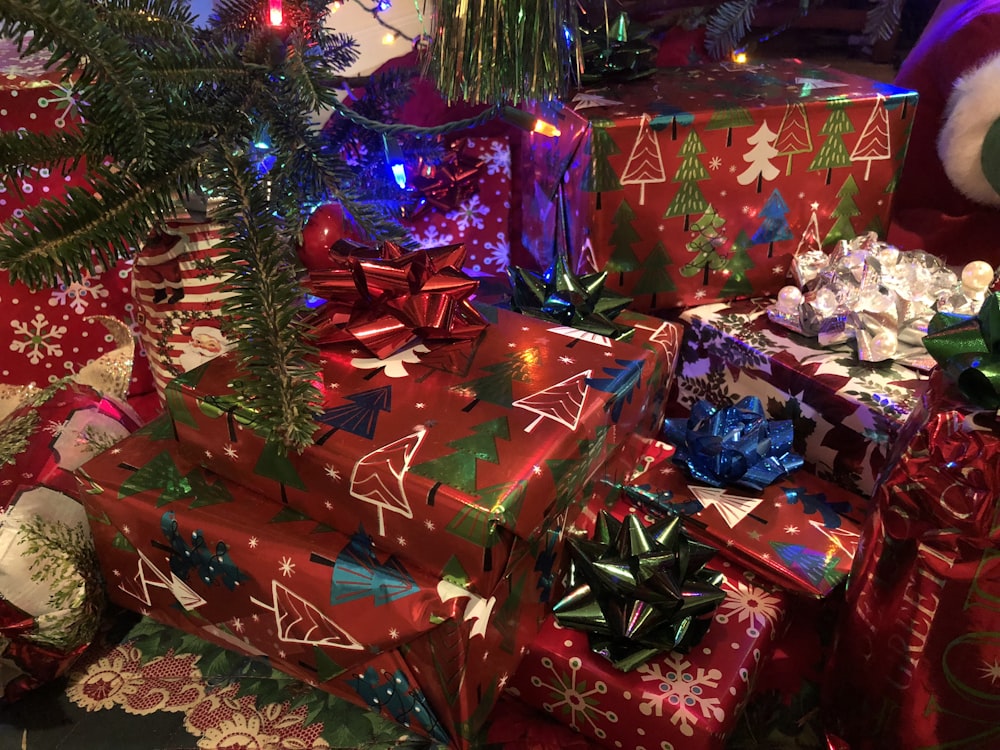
888,0,1000,268
177,323,231,372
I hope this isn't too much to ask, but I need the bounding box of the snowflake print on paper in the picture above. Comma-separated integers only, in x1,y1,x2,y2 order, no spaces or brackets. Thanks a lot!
49,271,110,313
635,653,724,738
411,223,455,250
709,156,722,170
530,654,618,740
716,579,782,636
10,313,67,364
480,139,511,178
482,232,510,272
447,194,490,231
39,82,82,129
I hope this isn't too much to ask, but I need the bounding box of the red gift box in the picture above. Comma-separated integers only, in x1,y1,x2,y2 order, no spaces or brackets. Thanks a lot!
521,62,917,311
824,372,1000,749
79,420,548,748
165,305,677,600
0,381,140,701
510,497,788,750
597,433,868,598
401,137,514,280
0,41,148,394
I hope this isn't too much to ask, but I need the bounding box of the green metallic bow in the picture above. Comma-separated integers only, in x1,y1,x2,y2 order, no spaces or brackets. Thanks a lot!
553,510,725,671
924,293,1000,409
507,251,634,341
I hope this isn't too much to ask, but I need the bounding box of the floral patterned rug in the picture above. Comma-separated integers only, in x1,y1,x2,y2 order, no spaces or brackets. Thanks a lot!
0,608,825,750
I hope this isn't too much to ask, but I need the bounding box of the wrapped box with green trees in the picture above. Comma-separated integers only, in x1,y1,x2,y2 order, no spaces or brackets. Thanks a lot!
521,61,917,312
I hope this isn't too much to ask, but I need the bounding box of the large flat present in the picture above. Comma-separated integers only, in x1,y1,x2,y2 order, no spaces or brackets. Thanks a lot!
79,420,547,748
596,433,867,598
510,497,789,750
520,62,917,311
676,300,926,497
825,371,1000,749
166,305,676,600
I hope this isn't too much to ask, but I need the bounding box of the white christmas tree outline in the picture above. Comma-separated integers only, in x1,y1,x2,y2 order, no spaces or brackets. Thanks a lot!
530,648,619,739
737,120,780,188
688,485,764,528
548,326,613,348
620,113,666,205
350,428,426,536
351,342,431,378
850,94,891,181
634,319,681,368
120,549,207,611
807,519,860,558
513,369,593,433
636,653,725,737
250,579,364,650
436,579,497,639
579,237,598,273
794,76,848,91
571,92,623,110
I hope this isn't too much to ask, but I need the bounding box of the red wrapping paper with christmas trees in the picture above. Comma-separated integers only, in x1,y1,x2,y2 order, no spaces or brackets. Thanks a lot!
509,493,789,750
824,371,1000,748
521,61,917,311
79,419,549,748
165,303,678,601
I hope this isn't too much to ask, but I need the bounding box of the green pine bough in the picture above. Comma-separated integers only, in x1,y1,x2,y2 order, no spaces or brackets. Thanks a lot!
0,0,408,451
704,0,904,61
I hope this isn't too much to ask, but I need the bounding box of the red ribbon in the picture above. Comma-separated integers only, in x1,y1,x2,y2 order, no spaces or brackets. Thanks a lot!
305,240,487,359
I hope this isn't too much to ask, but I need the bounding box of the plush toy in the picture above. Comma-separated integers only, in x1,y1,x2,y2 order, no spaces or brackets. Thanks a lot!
888,0,1000,266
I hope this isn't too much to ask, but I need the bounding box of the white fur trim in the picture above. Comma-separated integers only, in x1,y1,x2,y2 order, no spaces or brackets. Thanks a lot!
938,50,1000,207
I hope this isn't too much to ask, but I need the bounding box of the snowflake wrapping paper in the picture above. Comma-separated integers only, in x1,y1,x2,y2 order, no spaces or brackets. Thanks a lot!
79,419,550,748
520,62,918,312
0,41,148,394
165,305,680,601
676,300,926,498
824,371,1000,749
402,137,514,280
509,497,789,750
0,382,140,701
597,433,868,598
132,216,236,398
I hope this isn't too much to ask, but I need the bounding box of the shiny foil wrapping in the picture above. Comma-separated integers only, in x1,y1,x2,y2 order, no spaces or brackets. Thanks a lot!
824,371,1000,748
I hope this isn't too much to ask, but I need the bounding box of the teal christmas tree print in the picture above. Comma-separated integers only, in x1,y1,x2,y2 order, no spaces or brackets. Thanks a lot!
310,525,418,606
157,511,248,589
586,358,645,423
347,668,450,743
751,189,794,257
770,541,842,590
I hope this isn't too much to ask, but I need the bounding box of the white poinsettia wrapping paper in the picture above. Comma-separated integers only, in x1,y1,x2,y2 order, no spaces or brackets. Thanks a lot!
676,300,927,498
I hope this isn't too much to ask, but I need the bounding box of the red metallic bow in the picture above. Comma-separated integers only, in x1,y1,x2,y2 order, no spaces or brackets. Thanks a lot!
306,240,488,359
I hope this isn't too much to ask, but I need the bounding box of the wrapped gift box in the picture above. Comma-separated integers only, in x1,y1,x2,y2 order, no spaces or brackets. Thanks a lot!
401,137,514,280
79,420,549,748
676,300,926,498
0,380,139,701
824,371,1000,749
596,434,867,598
0,41,146,393
520,62,917,311
510,496,789,750
166,305,677,601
